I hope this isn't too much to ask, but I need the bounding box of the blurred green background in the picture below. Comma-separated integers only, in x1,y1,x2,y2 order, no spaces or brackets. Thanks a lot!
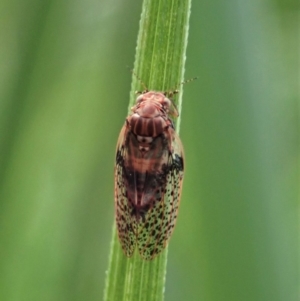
0,0,298,301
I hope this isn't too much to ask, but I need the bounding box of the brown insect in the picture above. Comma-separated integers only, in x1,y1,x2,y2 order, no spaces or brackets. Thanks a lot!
115,87,185,260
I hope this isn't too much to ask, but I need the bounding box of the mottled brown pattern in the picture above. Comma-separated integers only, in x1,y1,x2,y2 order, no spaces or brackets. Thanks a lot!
114,91,184,260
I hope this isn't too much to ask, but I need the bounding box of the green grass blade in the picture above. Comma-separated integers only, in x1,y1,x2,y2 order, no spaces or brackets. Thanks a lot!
104,0,192,300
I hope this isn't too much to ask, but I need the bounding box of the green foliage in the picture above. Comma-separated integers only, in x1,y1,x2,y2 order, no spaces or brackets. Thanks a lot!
0,0,298,301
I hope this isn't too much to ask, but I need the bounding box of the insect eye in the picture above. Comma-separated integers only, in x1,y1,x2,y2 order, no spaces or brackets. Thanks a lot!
162,99,171,110
164,98,179,117
136,95,144,104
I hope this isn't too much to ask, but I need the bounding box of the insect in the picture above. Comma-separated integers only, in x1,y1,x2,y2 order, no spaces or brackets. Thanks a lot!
115,84,185,260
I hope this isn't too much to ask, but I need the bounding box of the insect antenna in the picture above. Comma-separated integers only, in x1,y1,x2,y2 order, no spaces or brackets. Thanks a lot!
165,77,198,98
127,67,148,94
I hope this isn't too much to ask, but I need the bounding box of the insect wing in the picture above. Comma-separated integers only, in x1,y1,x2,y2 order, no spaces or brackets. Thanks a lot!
115,125,136,257
137,130,184,260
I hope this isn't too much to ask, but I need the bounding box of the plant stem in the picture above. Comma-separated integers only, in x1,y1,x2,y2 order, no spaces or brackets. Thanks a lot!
104,0,192,300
